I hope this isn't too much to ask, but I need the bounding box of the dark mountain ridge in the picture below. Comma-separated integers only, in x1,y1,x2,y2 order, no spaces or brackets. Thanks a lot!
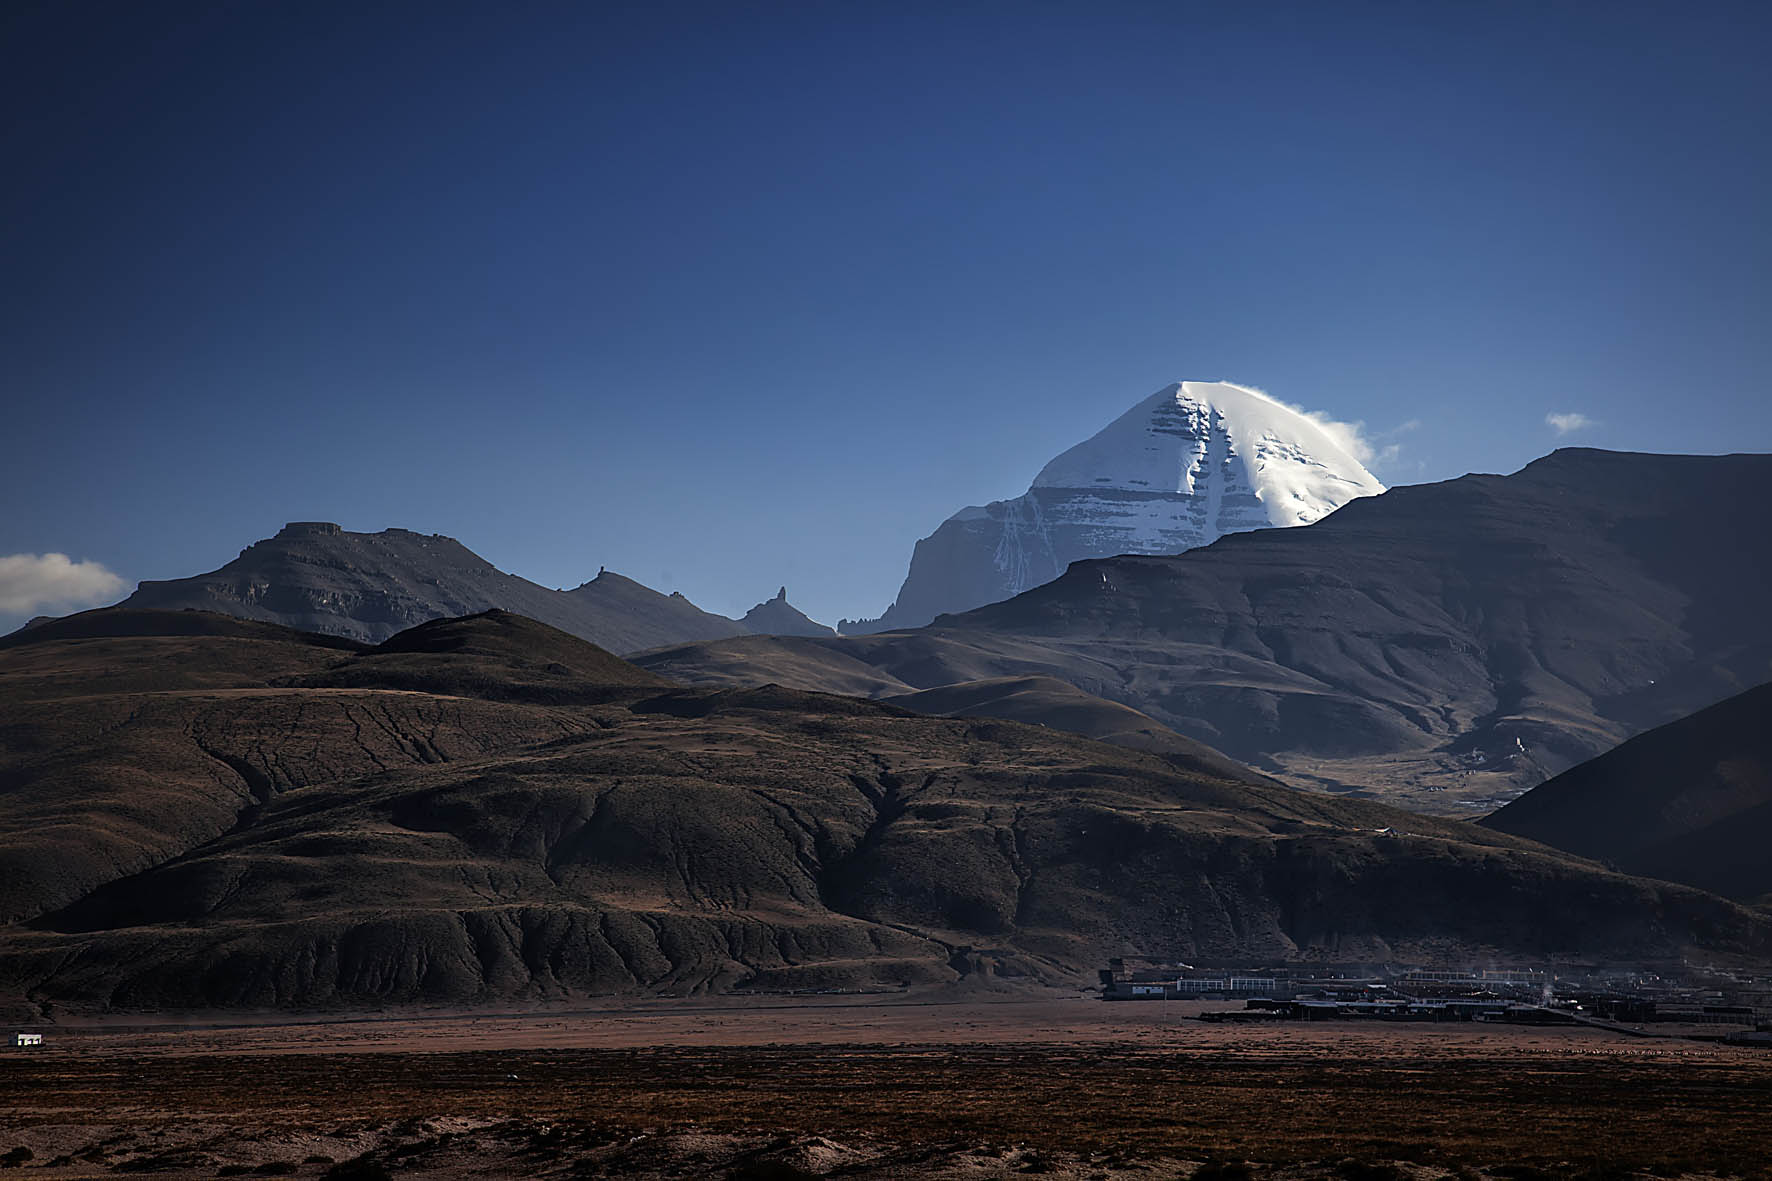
1,607,1767,1014
639,449,1772,813
111,522,823,654
881,676,1256,773
0,605,366,652
562,569,753,649
1483,680,1772,904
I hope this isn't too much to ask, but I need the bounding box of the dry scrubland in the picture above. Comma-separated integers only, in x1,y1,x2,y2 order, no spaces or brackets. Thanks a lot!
2,998,1771,1179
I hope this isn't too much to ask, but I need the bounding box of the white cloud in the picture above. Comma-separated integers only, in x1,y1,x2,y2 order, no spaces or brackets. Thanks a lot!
1546,411,1595,435
0,553,128,615
1370,418,1422,467
1229,382,1378,464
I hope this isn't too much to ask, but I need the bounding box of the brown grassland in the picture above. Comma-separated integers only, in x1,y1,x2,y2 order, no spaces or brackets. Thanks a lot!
1,998,1770,1179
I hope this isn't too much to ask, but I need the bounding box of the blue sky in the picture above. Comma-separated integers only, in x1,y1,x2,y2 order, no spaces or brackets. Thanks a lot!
4,0,1770,629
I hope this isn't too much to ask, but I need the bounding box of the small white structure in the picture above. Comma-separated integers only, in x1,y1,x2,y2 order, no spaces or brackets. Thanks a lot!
11,1033,41,1048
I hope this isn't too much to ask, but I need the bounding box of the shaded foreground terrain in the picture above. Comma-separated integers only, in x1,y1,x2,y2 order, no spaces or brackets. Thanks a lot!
1485,681,1772,904
3,608,1771,1013
2,1001,1770,1178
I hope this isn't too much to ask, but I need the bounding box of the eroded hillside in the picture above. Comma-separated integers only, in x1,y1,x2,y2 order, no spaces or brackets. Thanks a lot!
2,608,1767,1013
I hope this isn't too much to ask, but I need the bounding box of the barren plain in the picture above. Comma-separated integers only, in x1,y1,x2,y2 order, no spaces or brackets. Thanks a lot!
3,997,1770,1179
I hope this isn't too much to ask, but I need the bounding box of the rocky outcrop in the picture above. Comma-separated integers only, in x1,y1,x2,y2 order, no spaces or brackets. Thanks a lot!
740,587,836,637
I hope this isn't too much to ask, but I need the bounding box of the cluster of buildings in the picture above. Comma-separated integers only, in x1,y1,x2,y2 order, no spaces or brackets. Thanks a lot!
1098,958,1772,1036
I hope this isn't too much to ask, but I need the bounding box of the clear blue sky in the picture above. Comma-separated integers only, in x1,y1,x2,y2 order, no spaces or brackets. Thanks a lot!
4,0,1769,629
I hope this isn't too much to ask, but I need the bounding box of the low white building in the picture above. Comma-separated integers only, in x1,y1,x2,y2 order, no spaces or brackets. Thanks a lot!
11,1033,41,1047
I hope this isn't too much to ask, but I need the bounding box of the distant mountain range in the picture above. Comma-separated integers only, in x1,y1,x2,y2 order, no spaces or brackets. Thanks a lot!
31,442,1772,825
642,449,1772,814
842,380,1384,633
105,520,830,654
4,607,1765,1013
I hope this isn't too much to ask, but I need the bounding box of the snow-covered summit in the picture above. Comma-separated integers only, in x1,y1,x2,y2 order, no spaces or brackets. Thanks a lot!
1031,380,1384,539
842,379,1385,634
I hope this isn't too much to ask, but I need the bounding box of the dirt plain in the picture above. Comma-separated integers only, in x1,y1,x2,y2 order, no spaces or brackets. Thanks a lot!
2,996,1770,1180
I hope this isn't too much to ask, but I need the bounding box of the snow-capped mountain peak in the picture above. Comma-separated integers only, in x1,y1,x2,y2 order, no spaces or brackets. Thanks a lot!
1031,380,1384,536
842,379,1384,634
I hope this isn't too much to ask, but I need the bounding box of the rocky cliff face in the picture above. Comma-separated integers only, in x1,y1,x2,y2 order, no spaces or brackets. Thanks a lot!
843,381,1383,633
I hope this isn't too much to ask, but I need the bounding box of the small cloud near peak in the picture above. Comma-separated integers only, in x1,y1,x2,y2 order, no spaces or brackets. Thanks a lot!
1546,411,1595,436
1368,418,1422,469
1221,381,1376,465
0,553,127,615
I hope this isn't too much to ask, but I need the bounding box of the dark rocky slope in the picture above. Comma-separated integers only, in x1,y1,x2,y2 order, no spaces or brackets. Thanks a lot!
298,608,672,702
882,676,1253,770
1,609,1767,1013
119,522,747,652
0,611,604,930
0,606,365,652
1483,681,1772,904
637,631,1222,757
561,569,751,648
641,450,1772,814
